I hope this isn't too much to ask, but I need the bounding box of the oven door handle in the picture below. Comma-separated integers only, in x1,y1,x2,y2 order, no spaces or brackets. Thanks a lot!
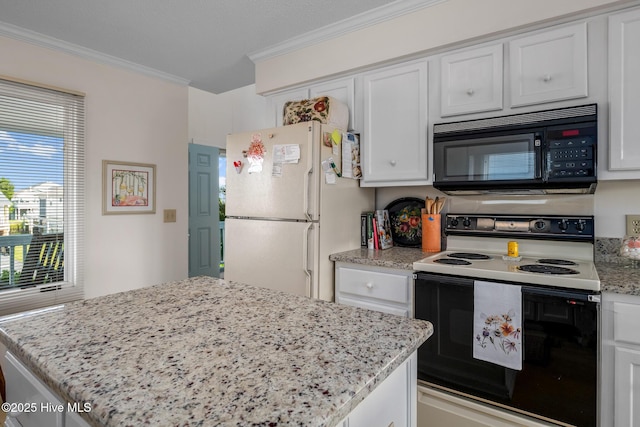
522,286,599,303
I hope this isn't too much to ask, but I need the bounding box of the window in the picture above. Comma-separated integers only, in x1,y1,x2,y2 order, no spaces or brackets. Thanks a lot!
0,77,84,315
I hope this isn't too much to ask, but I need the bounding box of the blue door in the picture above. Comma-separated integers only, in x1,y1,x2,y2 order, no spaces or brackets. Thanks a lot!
188,144,220,277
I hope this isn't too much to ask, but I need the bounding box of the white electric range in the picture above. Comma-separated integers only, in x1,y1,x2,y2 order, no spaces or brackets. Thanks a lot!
414,214,600,290
412,214,600,427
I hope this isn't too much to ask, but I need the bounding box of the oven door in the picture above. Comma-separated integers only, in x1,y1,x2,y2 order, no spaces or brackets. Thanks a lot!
415,272,598,427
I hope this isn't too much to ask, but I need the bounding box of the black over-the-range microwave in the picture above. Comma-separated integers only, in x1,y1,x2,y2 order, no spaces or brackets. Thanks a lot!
432,104,597,195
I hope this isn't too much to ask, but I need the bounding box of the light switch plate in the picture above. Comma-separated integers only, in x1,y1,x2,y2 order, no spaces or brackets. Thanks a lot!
164,209,177,223
626,215,640,236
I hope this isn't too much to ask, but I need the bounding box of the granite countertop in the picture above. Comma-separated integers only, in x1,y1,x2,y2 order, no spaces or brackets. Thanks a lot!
329,247,426,270
330,247,640,296
596,261,640,296
0,277,432,427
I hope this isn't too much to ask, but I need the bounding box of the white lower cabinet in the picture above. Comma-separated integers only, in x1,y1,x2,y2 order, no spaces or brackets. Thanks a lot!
3,352,90,427
338,353,417,427
601,292,640,427
335,262,414,317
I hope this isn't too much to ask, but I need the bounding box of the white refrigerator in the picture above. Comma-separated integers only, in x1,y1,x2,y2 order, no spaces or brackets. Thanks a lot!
224,121,374,301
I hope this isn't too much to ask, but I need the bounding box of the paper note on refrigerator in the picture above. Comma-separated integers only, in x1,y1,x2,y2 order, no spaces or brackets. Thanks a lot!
273,144,300,164
341,132,362,179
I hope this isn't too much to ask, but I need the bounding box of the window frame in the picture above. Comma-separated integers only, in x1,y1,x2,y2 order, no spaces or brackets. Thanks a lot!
0,76,85,316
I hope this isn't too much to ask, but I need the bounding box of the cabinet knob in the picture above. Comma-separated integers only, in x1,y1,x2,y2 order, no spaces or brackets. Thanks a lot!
389,160,397,166
466,88,475,96
365,282,374,289
542,74,552,82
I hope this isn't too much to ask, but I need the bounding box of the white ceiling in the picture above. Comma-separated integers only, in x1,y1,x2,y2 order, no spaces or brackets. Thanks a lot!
0,0,418,94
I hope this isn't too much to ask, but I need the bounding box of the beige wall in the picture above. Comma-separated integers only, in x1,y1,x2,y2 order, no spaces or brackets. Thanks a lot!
254,0,633,93
188,85,268,148
0,35,189,298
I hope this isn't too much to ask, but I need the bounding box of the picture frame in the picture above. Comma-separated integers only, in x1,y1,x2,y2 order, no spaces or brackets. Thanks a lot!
102,160,156,215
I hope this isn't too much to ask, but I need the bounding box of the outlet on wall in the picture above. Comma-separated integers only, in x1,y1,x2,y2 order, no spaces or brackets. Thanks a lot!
626,215,640,237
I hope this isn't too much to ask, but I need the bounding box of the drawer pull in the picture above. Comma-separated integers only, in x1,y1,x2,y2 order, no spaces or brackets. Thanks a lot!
365,282,374,289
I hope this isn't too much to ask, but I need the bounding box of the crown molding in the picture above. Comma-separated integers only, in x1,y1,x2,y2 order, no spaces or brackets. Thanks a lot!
0,21,191,86
249,0,447,63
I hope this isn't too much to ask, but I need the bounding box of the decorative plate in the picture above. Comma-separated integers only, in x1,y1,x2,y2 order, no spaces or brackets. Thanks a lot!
384,197,424,247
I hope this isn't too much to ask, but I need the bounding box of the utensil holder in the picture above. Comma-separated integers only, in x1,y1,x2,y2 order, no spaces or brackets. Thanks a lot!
422,214,441,252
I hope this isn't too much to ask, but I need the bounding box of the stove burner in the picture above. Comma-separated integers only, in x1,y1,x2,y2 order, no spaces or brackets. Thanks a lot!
434,258,472,266
518,264,579,275
447,252,491,260
537,258,577,266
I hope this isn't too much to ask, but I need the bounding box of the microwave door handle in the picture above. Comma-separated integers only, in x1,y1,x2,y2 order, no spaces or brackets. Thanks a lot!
534,137,543,179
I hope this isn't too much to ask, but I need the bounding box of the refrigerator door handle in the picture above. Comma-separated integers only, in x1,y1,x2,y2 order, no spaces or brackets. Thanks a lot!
303,223,313,297
303,167,312,221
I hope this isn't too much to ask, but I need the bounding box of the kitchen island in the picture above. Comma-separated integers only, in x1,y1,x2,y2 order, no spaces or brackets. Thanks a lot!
0,276,432,426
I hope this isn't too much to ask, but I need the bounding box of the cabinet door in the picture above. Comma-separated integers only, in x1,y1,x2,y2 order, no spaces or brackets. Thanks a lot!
509,22,588,107
310,77,356,131
347,353,416,427
4,352,65,427
361,60,429,186
609,8,640,171
614,346,640,427
266,87,310,127
440,44,503,117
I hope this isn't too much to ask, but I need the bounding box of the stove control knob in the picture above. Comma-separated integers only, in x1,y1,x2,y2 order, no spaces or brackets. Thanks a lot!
559,219,569,231
450,218,459,227
576,220,586,231
463,218,471,228
534,220,546,231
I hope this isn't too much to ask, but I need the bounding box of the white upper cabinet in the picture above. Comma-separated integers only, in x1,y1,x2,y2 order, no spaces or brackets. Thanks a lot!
608,7,640,172
265,77,357,129
509,22,588,107
361,59,429,187
309,77,357,131
440,44,503,117
266,87,310,127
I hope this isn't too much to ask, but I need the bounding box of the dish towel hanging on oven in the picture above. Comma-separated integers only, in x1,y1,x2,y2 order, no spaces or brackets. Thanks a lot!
473,280,523,370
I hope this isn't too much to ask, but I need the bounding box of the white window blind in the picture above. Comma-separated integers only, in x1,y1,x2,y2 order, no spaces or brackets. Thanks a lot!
0,77,84,315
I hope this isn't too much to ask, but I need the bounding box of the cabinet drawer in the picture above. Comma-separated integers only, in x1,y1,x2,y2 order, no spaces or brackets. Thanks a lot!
4,352,65,427
613,302,640,345
338,296,409,317
338,268,410,304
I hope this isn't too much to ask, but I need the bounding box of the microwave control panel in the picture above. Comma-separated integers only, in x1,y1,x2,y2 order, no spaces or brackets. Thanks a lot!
547,126,596,179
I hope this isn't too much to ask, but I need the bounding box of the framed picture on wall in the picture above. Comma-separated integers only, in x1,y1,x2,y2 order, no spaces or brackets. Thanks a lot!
102,160,156,215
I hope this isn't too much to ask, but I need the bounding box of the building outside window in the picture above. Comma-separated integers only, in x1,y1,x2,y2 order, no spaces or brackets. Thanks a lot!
0,77,85,316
